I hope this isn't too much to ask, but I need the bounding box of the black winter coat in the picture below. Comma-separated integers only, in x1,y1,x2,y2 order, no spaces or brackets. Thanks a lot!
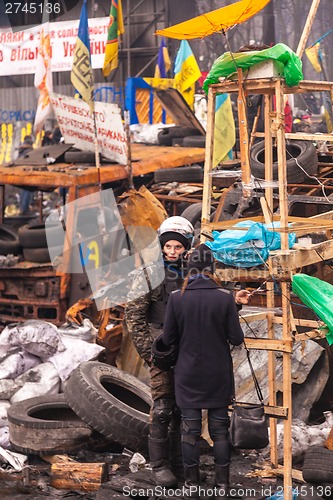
162,276,244,409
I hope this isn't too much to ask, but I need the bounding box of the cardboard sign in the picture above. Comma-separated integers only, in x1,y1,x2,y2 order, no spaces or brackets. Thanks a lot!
50,92,127,165
0,17,109,76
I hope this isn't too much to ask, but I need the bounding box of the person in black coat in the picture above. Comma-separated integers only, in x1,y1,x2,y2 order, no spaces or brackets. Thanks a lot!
162,244,244,496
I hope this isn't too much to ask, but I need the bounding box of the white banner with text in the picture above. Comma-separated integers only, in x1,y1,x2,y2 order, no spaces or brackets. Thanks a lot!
0,17,109,76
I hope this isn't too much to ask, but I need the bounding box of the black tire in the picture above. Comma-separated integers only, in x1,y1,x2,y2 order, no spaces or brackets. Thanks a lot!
303,446,333,483
23,244,63,263
18,221,64,248
154,166,203,183
64,362,152,453
183,135,206,148
180,202,216,229
0,224,21,255
64,150,98,164
250,139,318,183
172,137,184,146
158,127,200,146
8,394,93,455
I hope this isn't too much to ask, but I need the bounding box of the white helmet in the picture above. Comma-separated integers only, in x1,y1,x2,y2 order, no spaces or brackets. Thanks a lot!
158,216,194,250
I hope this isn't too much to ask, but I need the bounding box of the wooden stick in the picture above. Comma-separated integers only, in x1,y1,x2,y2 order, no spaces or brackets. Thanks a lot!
296,0,322,59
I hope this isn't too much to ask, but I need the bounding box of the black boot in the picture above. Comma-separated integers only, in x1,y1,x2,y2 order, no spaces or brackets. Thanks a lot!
169,429,184,481
214,464,230,498
148,436,178,488
184,465,201,498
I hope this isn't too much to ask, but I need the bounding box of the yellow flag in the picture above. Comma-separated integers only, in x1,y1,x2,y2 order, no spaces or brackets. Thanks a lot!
305,43,322,73
213,94,235,167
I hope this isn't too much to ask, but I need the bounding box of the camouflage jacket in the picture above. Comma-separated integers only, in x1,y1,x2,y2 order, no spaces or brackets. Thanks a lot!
125,261,184,362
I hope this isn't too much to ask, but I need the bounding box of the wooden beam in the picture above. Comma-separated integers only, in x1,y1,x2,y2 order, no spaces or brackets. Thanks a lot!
50,461,108,492
244,338,293,353
296,0,322,59
240,312,268,322
273,317,320,328
294,329,328,341
200,86,215,242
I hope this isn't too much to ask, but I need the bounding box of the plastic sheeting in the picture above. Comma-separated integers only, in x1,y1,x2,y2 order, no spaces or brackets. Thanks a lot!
205,220,296,268
203,43,303,91
292,273,333,345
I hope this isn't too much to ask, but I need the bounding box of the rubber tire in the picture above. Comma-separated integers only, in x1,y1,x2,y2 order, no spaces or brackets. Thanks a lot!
180,202,216,229
64,362,152,453
183,135,206,148
7,394,93,455
154,166,203,183
23,244,63,263
302,446,333,483
158,127,200,146
18,221,64,248
250,139,318,183
64,150,98,164
0,224,21,255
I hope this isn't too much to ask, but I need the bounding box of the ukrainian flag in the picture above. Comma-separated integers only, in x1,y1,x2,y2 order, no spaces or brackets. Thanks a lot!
213,93,235,167
154,38,171,78
174,40,201,109
71,0,94,114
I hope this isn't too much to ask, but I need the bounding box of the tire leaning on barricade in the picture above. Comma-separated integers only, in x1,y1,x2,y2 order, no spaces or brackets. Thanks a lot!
64,362,152,454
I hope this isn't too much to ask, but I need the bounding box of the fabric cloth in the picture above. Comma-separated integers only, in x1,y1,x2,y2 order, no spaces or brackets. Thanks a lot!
159,232,190,251
162,276,244,408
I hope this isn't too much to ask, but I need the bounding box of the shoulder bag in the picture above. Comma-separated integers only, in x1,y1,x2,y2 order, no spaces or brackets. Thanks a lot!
229,341,269,449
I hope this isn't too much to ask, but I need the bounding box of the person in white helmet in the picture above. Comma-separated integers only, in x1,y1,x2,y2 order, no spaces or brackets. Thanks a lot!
125,216,194,488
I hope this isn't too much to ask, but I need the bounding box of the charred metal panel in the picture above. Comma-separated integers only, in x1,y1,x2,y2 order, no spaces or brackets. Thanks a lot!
0,266,66,324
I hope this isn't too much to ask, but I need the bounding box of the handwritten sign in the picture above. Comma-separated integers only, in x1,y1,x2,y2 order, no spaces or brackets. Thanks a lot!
50,92,128,165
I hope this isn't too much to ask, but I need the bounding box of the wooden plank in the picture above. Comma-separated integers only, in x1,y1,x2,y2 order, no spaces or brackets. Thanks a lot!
237,69,251,186
240,312,268,322
295,0,322,59
201,86,215,242
294,328,328,341
209,79,333,96
244,337,293,353
273,317,320,328
0,144,205,188
255,131,333,142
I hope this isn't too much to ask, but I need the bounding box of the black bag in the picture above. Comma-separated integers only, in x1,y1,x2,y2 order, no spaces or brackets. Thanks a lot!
229,342,269,450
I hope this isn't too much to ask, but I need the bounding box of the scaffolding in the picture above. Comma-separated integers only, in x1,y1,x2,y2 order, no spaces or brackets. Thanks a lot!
201,73,333,498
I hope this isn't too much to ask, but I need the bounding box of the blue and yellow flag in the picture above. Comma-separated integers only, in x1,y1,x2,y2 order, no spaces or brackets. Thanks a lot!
154,38,171,78
102,0,124,77
213,93,235,167
173,40,201,109
71,0,94,114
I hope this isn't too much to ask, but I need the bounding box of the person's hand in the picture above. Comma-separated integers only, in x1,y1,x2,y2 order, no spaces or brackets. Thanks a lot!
235,289,252,305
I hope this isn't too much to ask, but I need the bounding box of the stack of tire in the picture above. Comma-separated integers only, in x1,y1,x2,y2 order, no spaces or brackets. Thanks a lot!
18,221,64,264
7,362,152,456
157,126,205,148
250,139,318,183
0,224,21,256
